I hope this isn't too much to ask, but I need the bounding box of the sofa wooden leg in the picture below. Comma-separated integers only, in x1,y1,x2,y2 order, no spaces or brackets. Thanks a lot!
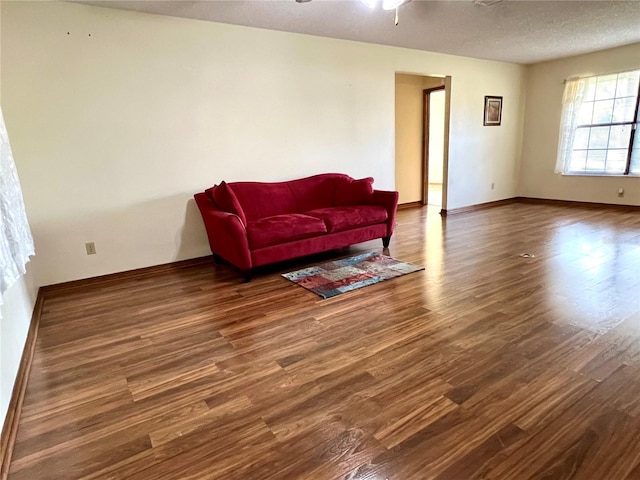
382,236,391,248
242,271,252,283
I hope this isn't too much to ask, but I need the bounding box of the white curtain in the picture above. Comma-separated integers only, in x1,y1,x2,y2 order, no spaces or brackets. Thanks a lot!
0,106,35,308
555,77,588,174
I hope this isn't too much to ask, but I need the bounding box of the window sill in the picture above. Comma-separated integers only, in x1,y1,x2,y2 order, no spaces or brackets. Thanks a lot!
562,173,640,178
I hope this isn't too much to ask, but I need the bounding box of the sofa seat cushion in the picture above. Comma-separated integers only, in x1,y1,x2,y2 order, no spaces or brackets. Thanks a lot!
247,214,328,250
305,206,388,233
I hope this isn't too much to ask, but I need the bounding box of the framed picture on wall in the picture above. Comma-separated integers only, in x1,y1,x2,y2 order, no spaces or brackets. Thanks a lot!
483,96,503,126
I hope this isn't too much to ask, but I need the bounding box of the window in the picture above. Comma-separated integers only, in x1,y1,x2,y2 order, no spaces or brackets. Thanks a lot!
555,69,640,176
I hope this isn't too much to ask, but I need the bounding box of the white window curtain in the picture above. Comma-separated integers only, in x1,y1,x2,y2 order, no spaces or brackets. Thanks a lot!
0,106,35,308
555,77,588,174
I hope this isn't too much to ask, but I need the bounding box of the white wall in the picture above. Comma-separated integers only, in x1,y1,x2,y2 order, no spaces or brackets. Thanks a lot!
520,43,640,205
0,272,38,427
444,65,525,210
2,1,526,286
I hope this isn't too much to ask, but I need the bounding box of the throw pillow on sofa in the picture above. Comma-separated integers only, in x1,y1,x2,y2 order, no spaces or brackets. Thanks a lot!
211,181,247,225
334,177,374,206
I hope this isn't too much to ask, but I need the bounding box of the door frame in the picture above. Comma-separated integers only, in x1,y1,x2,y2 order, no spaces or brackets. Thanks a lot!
422,85,446,206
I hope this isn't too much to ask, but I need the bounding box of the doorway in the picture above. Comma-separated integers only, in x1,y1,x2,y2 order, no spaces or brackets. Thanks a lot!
394,73,448,210
424,87,445,207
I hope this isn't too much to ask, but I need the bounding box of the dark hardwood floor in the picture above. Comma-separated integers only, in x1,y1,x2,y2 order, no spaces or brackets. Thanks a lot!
8,203,640,479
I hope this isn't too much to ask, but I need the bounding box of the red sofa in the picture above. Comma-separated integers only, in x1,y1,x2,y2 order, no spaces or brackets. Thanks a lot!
194,173,399,280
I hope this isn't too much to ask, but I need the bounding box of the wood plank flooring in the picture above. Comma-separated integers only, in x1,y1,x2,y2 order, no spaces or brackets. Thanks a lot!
8,203,640,479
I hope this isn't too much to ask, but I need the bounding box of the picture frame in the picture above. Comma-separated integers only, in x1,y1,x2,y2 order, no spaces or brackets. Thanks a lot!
483,96,503,126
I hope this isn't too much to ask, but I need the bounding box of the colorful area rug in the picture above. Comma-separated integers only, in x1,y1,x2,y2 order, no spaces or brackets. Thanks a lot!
282,252,424,299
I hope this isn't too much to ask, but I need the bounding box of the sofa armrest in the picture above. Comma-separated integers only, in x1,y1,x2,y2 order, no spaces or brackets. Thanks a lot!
373,189,399,237
194,193,252,271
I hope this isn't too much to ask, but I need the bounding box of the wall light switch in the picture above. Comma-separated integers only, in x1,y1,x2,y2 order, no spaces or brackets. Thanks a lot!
618,188,624,198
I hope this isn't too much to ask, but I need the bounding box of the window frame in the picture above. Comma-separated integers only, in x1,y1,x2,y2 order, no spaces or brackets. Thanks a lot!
559,69,640,177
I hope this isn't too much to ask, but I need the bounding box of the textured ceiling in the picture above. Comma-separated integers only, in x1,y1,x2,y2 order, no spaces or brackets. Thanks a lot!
72,0,640,64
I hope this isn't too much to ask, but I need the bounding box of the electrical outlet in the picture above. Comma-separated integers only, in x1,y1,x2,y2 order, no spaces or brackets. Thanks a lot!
491,182,495,190
85,242,96,255
618,188,624,198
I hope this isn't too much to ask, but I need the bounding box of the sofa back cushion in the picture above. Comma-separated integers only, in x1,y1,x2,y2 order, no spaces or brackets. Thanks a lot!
229,174,354,221
224,174,375,221
230,181,298,222
335,177,374,206
287,173,351,212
